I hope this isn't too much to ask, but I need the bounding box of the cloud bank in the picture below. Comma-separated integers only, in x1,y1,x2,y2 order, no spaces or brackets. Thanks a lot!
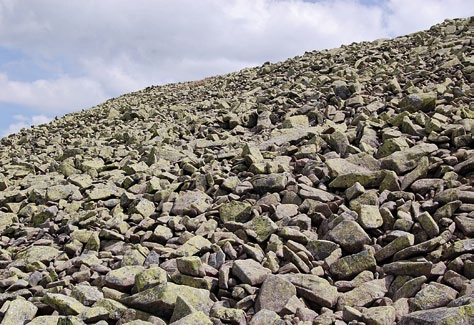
0,0,472,136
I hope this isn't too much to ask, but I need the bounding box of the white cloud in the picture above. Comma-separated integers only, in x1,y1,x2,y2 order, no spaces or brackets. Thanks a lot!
2,114,52,137
0,73,107,113
0,0,472,121
385,0,472,36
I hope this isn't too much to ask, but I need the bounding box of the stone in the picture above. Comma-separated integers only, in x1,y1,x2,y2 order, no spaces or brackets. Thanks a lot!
242,143,264,165
249,309,282,325
381,143,438,175
410,283,458,310
357,204,383,229
169,311,213,325
122,283,212,318
176,256,206,277
210,304,246,325
232,259,271,285
92,298,128,320
399,92,437,113
282,115,309,129
376,137,409,158
345,182,365,201
171,191,212,216
362,306,396,325
401,156,429,190
1,298,38,325
152,225,174,243
175,235,212,257
398,305,474,325
71,284,104,306
454,215,474,236
255,275,296,313
282,274,339,308
306,240,340,260
130,198,155,218
134,267,168,292
417,212,440,238
383,261,432,277
42,293,88,316
392,275,427,301
78,307,109,323
219,201,252,223
104,266,145,292
299,184,335,202
327,220,371,253
329,250,377,280
12,246,60,267
339,277,391,308
251,174,288,194
244,214,278,242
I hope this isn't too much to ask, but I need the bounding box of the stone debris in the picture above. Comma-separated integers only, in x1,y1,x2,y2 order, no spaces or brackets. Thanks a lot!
0,17,473,324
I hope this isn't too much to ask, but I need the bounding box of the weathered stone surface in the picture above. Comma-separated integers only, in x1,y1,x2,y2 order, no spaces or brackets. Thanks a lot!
232,259,271,286
330,250,377,280
105,266,145,292
381,143,438,175
282,274,339,308
171,191,212,216
175,235,212,257
255,275,296,313
251,174,288,194
244,214,278,242
362,306,396,325
0,17,472,325
327,220,371,253
410,283,458,311
169,311,213,325
398,305,474,325
339,277,392,308
399,92,437,113
122,283,212,318
1,299,38,325
249,309,282,325
357,204,383,229
42,293,88,316
383,261,432,277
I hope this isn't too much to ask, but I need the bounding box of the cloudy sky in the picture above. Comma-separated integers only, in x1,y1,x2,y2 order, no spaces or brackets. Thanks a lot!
0,0,472,137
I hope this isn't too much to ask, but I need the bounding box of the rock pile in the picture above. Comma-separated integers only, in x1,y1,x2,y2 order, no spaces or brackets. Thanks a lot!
0,17,473,325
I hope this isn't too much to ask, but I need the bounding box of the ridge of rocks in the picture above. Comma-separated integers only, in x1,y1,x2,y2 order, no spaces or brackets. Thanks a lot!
0,17,473,325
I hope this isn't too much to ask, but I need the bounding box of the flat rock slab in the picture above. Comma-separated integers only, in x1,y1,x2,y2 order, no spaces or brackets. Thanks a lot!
398,305,474,325
232,259,271,285
122,283,212,318
282,274,339,308
255,275,296,313
1,299,38,325
327,220,371,253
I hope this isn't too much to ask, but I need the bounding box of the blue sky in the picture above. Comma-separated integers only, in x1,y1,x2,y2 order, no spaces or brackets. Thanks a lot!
0,0,472,137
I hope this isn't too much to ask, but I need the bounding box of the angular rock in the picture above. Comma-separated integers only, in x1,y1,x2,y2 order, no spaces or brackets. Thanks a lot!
327,220,371,253
329,249,376,280
232,259,271,286
255,275,296,313
122,283,212,318
282,274,339,308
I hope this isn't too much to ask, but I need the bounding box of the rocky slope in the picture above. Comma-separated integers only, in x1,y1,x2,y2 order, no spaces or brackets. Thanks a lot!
0,17,473,325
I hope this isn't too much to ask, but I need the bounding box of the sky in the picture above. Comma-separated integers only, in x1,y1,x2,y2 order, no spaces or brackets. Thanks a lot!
0,0,472,138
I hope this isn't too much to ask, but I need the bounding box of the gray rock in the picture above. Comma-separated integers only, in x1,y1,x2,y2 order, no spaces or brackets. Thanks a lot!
329,250,377,280
232,259,271,285
327,220,371,253
282,274,339,308
1,299,38,325
398,305,474,325
255,275,296,313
